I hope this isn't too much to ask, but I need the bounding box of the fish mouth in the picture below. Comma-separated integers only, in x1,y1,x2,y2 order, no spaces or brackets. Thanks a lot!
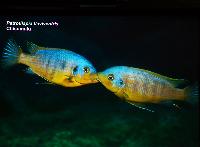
89,73,99,83
74,73,99,85
96,73,101,82
74,78,98,85
65,75,83,85
97,73,104,82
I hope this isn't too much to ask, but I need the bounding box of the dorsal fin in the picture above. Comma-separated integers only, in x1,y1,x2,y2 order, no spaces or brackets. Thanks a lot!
133,67,189,89
27,42,40,54
168,79,190,88
27,41,47,54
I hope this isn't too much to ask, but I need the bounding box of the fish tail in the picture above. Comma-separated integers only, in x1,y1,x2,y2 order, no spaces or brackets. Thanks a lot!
184,82,199,104
1,39,22,68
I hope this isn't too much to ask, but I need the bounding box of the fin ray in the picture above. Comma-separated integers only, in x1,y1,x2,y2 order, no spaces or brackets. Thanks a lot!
24,67,35,75
27,41,57,54
126,100,155,112
1,39,22,68
185,83,199,104
27,41,41,54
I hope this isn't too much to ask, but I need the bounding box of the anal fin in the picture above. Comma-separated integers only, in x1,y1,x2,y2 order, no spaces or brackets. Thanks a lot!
35,82,54,85
159,100,183,111
126,100,155,112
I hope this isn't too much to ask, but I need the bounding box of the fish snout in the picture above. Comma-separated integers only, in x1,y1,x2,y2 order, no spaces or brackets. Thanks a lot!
74,73,99,84
97,72,118,92
97,72,107,83
96,73,102,82
89,73,99,83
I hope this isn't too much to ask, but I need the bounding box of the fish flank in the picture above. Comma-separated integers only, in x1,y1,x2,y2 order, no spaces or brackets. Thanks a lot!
45,55,52,76
49,58,57,80
61,61,67,70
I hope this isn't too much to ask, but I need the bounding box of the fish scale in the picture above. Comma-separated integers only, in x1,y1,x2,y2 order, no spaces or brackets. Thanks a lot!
137,71,171,98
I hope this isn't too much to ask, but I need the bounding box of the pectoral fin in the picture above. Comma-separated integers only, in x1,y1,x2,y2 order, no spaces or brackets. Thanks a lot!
24,67,35,75
65,75,74,83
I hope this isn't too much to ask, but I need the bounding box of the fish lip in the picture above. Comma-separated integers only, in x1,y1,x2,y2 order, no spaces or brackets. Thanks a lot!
96,78,101,82
90,73,100,83
73,73,99,85
96,73,101,82
96,73,102,82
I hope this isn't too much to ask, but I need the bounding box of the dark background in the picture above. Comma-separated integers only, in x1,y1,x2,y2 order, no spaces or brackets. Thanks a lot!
0,15,199,146
0,16,199,115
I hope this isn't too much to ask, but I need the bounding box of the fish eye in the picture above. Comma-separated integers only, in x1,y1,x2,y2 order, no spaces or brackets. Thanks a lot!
83,67,90,73
108,74,114,81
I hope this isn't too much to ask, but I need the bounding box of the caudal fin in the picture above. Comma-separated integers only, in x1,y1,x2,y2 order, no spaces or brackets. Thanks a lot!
184,83,199,105
1,39,22,68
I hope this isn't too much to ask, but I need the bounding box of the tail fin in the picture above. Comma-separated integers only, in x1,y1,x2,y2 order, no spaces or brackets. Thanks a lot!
1,39,22,68
184,83,199,105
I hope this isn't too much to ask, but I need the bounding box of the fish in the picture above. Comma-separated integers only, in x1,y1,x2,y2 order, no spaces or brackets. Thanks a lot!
97,66,199,112
2,39,98,87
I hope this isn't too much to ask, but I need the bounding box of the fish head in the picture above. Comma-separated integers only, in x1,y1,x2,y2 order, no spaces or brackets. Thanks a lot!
72,58,98,85
97,66,126,93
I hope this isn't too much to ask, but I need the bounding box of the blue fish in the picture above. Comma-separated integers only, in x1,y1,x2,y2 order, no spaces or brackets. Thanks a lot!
2,39,98,87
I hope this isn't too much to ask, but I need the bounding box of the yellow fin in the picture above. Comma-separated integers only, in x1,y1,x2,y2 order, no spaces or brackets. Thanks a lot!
133,67,189,88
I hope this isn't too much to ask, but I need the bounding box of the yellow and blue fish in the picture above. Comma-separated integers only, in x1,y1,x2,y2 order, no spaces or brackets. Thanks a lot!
98,66,199,112
2,39,98,87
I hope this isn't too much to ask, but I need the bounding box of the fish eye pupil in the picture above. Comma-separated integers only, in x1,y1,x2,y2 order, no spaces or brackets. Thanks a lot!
83,67,90,73
108,74,114,81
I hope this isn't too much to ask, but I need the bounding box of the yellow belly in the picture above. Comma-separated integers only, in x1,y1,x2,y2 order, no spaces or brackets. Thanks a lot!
19,53,82,87
124,87,185,103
